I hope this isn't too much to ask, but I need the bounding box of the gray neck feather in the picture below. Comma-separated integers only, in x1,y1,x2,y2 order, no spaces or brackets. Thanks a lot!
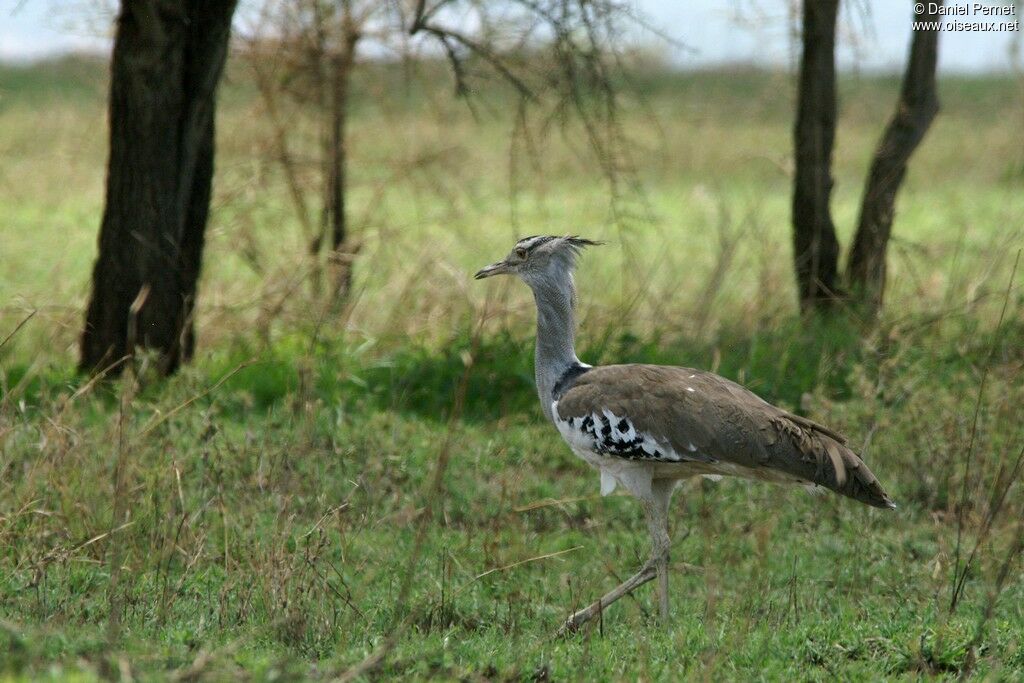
528,270,581,421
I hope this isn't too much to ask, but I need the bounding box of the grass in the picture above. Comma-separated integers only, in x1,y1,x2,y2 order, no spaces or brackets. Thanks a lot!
1,56,1023,680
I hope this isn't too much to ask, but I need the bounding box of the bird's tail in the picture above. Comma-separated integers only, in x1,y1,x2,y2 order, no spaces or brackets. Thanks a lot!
772,414,896,510
815,434,896,510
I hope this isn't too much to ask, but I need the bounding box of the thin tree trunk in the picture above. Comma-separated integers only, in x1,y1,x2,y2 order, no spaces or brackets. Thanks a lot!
326,8,359,305
792,0,842,312
308,0,329,297
327,48,352,300
81,0,237,375
846,1,942,312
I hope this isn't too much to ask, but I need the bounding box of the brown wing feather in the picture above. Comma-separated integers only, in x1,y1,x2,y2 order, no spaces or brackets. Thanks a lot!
555,365,895,509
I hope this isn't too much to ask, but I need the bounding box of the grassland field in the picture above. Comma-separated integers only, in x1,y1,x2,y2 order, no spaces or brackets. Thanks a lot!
0,56,1023,680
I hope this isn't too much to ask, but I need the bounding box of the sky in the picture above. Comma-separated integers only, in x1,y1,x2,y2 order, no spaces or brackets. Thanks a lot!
1,0,1021,72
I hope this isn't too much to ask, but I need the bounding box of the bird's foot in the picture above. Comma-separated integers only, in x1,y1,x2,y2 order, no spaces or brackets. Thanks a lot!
556,563,657,636
557,608,592,636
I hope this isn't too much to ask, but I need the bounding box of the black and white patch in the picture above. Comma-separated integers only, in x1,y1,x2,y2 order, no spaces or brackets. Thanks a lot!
553,404,713,464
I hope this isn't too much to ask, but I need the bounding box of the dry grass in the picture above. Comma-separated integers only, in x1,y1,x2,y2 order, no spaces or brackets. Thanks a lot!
0,58,1023,679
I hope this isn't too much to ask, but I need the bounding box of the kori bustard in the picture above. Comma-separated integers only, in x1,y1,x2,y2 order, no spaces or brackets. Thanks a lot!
475,235,895,633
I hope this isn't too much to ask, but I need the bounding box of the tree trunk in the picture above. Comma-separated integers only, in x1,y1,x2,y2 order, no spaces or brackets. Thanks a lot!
80,0,237,375
846,1,942,312
792,0,842,312
327,46,353,302
325,6,359,306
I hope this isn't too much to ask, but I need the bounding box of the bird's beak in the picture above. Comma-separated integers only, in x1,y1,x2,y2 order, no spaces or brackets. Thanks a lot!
474,261,511,280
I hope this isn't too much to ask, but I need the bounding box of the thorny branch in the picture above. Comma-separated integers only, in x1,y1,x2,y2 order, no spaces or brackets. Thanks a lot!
242,0,654,320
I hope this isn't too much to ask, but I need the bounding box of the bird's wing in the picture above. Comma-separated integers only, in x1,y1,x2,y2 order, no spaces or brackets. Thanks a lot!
553,364,894,509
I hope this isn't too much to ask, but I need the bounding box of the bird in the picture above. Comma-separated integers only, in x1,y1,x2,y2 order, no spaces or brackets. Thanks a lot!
474,235,896,633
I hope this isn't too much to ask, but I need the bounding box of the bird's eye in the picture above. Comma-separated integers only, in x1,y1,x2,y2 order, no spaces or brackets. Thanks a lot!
515,248,528,260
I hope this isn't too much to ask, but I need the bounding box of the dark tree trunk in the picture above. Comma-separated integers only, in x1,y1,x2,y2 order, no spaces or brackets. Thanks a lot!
324,1,359,306
309,8,358,305
792,0,842,312
846,1,942,312
327,45,354,302
80,0,237,375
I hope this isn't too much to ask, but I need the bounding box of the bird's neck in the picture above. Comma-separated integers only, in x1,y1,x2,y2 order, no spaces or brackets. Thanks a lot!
531,272,582,421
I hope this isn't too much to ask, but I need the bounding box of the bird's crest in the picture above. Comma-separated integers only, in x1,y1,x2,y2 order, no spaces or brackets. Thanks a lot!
514,235,604,255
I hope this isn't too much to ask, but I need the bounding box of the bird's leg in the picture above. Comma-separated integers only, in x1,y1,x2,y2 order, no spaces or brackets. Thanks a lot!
558,481,676,635
646,480,674,625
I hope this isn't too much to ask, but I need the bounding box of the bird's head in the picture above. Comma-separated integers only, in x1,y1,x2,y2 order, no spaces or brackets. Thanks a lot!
474,235,602,287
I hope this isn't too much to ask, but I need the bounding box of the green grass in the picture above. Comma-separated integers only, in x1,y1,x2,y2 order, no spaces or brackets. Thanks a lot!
1,57,1023,680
